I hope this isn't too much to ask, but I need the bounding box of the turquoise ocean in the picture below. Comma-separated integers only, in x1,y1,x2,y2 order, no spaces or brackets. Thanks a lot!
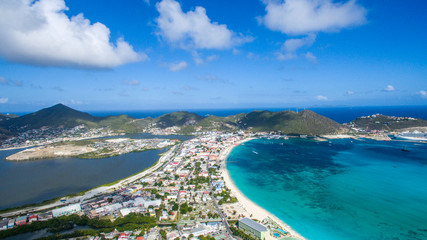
226,138,427,240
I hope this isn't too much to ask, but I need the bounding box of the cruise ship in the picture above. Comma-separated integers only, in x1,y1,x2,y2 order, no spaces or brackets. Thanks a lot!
396,131,427,141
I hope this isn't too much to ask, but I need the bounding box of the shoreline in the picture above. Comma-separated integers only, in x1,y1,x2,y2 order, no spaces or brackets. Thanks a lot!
220,138,306,240
0,144,178,218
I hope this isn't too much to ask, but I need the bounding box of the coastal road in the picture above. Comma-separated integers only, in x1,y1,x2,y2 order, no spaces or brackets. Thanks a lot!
208,162,233,237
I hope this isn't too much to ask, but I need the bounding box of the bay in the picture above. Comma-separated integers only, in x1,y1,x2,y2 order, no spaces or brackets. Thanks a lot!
227,138,427,240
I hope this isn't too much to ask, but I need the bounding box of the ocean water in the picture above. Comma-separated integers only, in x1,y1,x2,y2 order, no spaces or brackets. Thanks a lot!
227,138,427,240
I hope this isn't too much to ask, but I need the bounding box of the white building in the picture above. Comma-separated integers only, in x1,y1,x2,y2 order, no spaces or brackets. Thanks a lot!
52,204,81,217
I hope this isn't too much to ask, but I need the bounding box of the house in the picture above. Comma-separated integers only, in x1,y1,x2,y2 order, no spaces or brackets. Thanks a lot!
0,219,8,231
118,232,131,240
15,216,27,226
29,214,38,223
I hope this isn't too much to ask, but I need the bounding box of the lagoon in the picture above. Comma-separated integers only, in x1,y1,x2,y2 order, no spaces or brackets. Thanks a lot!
0,133,192,210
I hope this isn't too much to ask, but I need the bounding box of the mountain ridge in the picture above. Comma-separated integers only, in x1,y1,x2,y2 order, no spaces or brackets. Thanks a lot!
0,104,353,140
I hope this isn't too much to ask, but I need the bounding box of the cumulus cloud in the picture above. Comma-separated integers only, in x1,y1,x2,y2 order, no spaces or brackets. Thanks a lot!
0,0,145,68
0,97,8,104
156,0,251,50
260,0,367,35
169,61,188,72
316,95,328,101
383,85,395,92
346,90,355,95
417,90,427,98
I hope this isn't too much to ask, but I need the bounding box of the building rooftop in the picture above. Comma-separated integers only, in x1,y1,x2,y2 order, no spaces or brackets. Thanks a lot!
239,217,268,232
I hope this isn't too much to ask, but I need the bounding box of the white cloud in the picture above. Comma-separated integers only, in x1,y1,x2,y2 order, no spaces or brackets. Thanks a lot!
0,76,22,86
304,52,317,63
169,61,188,72
124,80,140,86
0,97,8,104
346,90,355,95
156,0,251,50
192,51,219,64
316,95,328,101
383,85,395,92
276,52,296,61
143,0,150,5
71,99,83,105
277,34,317,61
417,90,427,98
0,0,145,68
197,74,229,84
261,0,367,35
282,34,316,52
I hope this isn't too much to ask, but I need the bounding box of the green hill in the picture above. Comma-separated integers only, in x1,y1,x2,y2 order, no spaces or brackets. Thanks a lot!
154,111,204,128
237,110,347,135
0,113,18,120
0,104,102,131
0,104,351,140
349,114,427,131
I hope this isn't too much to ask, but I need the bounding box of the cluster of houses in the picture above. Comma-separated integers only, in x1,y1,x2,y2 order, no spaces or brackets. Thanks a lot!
1,132,283,240
0,125,114,149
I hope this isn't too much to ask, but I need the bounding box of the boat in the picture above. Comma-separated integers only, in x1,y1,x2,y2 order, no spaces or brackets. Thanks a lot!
395,131,427,141
401,146,410,152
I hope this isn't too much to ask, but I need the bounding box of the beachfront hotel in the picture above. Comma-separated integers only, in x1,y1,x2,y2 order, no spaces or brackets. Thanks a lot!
239,217,269,240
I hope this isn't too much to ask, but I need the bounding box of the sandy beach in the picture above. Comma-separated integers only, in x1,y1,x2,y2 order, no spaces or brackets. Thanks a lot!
220,138,306,240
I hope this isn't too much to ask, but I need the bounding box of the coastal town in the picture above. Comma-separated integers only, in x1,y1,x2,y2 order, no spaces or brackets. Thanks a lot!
0,125,116,150
0,132,304,240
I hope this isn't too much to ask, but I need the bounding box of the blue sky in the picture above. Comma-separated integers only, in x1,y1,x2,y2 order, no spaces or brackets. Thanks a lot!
0,0,426,112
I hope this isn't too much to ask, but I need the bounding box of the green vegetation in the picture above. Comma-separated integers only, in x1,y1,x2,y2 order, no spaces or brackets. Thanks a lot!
350,114,427,131
216,189,237,205
179,202,193,215
155,111,204,129
230,226,257,240
1,103,352,140
0,213,156,239
198,235,216,240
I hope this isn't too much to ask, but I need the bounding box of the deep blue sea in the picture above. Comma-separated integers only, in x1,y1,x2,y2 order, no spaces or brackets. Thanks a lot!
9,105,427,124
227,138,427,240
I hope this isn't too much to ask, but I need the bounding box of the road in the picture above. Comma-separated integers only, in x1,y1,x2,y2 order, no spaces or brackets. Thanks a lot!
0,143,181,218
208,163,233,237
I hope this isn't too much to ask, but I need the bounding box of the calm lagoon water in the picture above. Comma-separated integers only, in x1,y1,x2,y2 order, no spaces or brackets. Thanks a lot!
0,133,192,210
227,138,427,240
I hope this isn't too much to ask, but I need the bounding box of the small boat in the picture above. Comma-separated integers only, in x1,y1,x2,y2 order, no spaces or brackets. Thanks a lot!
252,150,259,154
401,147,410,152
